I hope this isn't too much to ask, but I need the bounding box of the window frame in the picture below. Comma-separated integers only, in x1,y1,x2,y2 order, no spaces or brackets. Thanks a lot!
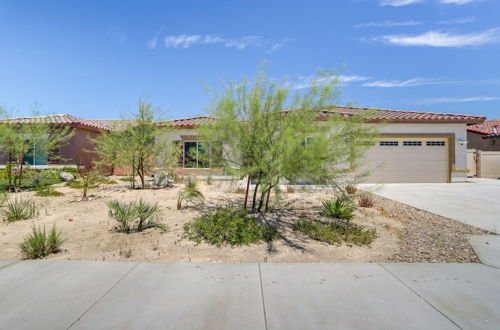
182,140,212,169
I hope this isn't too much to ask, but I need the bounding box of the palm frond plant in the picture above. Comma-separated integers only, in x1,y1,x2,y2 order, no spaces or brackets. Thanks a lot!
2,196,37,222
177,179,204,210
107,199,168,232
19,224,64,259
321,196,354,220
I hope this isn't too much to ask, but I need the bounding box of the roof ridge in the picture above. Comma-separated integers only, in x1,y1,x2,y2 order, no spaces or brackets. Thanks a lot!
325,105,484,118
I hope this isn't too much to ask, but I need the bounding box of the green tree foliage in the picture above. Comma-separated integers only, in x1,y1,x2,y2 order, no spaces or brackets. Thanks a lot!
0,107,73,191
90,100,180,189
201,71,379,213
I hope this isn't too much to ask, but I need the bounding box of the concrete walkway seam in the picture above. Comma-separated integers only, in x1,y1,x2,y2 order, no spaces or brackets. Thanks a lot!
258,263,269,330
66,262,140,330
377,263,462,330
0,260,20,271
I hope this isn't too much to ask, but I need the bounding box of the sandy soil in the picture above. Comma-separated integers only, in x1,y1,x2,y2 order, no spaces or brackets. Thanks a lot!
0,179,404,263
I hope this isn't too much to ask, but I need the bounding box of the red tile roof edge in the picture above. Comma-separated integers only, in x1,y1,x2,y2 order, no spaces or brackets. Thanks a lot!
467,119,500,137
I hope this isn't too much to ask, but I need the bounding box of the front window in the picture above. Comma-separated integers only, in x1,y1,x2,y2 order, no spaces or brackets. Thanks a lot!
183,141,211,168
24,139,48,166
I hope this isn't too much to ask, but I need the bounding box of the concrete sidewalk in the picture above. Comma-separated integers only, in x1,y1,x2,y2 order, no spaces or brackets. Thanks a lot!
1,260,500,329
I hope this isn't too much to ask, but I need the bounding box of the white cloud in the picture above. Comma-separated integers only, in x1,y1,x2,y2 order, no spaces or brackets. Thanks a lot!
354,20,423,28
380,0,423,6
266,38,294,53
381,28,500,47
419,96,500,104
160,34,287,51
363,78,449,87
440,0,478,4
438,16,476,24
290,75,370,89
147,38,158,49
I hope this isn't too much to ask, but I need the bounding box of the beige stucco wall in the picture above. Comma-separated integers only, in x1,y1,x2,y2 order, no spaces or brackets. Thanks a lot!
158,123,469,181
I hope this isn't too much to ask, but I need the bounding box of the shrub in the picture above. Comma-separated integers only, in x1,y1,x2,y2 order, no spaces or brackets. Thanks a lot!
358,194,374,208
97,177,118,184
345,184,357,195
293,219,376,246
35,186,64,197
177,179,204,210
2,197,37,222
19,224,64,259
118,177,133,182
286,186,296,193
206,175,213,185
0,191,7,208
107,199,168,232
321,197,354,220
66,171,100,197
183,208,280,246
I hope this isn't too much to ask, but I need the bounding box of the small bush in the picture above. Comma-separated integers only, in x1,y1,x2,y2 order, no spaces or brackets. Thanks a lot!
118,177,133,182
2,197,37,222
107,199,168,232
293,219,376,246
206,175,213,185
183,208,280,246
345,184,357,195
321,197,354,220
35,186,64,197
286,186,296,193
97,177,118,184
19,224,64,259
358,194,374,208
177,179,204,210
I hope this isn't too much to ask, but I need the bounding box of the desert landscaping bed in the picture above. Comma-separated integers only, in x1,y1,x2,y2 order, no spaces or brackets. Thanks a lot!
0,179,488,263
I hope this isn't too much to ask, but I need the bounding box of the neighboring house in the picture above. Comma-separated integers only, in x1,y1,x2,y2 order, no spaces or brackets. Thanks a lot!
467,119,500,151
0,114,112,169
466,119,500,179
0,107,485,183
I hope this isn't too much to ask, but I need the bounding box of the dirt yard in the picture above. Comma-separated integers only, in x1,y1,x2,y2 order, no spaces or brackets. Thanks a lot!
0,178,487,263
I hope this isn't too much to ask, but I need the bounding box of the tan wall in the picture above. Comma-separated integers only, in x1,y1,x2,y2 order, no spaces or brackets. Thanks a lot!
467,132,500,151
480,151,500,179
467,149,477,177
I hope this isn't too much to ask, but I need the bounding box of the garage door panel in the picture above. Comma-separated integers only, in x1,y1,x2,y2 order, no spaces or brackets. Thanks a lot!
362,138,448,183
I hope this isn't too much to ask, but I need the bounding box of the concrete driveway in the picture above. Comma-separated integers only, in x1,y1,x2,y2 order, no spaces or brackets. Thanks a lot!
1,259,500,329
361,178,500,234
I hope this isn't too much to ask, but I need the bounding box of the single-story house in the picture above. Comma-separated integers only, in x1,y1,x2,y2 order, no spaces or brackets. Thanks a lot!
0,114,112,169
0,107,485,183
466,119,500,179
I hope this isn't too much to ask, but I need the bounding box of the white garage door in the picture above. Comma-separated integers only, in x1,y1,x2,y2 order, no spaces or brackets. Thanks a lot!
363,138,449,183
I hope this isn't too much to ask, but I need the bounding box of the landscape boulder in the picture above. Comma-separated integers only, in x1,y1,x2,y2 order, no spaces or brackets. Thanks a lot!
153,171,174,188
59,171,75,182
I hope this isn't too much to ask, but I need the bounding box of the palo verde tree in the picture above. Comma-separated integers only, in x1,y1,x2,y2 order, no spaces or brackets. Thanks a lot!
0,107,74,191
200,71,379,213
90,100,180,189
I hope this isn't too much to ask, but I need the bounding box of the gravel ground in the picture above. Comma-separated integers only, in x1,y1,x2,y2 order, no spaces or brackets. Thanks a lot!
372,195,491,263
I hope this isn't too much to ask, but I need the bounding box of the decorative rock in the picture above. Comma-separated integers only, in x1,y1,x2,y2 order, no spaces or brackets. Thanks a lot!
60,172,75,182
153,171,174,188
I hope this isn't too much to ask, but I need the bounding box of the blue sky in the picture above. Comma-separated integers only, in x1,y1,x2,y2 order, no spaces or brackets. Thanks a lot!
0,0,499,119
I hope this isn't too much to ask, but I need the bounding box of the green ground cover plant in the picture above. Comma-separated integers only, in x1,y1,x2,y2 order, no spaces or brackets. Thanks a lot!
293,219,376,246
183,207,280,246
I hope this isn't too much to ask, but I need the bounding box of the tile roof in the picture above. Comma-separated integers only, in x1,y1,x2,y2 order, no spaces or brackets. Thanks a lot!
1,106,485,132
284,106,485,124
157,116,216,128
1,114,114,131
467,119,500,137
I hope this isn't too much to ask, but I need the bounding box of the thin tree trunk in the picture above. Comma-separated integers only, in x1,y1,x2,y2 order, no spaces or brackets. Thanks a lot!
7,153,12,192
264,187,272,212
251,182,260,212
18,154,24,187
257,187,268,212
243,174,251,209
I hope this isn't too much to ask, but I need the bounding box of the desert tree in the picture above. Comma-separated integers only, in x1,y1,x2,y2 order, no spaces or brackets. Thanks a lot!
200,71,379,212
0,107,73,191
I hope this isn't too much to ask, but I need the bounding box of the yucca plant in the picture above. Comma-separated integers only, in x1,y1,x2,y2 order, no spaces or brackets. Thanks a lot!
107,199,168,232
2,196,37,222
321,196,354,220
19,224,64,259
345,184,357,195
358,194,374,208
177,179,204,210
